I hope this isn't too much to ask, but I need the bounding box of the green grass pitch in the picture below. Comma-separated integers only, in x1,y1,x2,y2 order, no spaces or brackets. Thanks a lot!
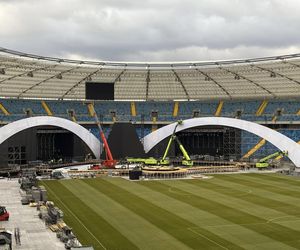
40,173,300,249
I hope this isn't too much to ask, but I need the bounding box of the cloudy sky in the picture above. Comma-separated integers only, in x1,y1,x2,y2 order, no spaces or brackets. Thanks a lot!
0,0,300,62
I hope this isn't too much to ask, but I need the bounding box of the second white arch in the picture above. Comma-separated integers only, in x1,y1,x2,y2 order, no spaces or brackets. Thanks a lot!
143,117,300,167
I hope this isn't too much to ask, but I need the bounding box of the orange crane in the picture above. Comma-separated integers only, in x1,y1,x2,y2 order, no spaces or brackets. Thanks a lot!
93,111,117,168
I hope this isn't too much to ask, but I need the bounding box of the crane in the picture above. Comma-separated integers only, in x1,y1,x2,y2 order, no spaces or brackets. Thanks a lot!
159,120,193,167
93,110,117,168
256,150,287,168
126,120,193,167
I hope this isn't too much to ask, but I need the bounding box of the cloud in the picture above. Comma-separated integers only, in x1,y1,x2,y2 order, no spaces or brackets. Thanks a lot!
0,0,300,61
128,45,300,62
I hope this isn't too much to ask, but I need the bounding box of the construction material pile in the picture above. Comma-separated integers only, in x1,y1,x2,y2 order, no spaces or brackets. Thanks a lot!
20,185,47,205
38,201,81,249
39,201,63,225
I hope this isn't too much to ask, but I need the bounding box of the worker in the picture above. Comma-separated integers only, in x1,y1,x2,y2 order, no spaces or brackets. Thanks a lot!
7,172,10,180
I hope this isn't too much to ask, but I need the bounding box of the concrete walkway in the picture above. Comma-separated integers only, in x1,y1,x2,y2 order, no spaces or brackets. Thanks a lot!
0,178,65,250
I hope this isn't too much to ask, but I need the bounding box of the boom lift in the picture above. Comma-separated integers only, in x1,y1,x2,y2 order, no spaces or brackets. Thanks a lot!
126,157,158,165
256,151,287,168
126,120,193,167
93,110,117,168
159,120,193,167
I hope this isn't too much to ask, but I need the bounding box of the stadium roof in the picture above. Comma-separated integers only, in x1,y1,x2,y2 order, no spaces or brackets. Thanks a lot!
1,47,300,100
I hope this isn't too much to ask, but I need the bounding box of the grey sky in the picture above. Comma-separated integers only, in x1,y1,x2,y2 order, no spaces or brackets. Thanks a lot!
0,0,300,61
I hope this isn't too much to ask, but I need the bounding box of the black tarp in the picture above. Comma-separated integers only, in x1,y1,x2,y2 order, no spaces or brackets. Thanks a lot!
101,123,146,159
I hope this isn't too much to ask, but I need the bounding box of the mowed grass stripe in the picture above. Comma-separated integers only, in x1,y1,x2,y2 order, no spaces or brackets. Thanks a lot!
237,173,300,192
250,173,300,187
217,174,300,199
61,179,190,250
207,175,300,209
86,178,243,250
41,180,138,250
141,181,300,249
186,178,300,218
104,178,295,249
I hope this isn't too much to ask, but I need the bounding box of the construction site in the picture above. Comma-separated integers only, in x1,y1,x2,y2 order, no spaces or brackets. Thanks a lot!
0,110,298,249
0,46,299,249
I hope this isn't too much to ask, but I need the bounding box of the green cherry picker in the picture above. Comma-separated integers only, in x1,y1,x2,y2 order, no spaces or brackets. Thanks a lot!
126,120,193,167
255,150,288,168
159,120,193,167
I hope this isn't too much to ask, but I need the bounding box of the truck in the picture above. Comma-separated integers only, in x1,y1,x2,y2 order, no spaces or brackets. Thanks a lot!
0,207,9,221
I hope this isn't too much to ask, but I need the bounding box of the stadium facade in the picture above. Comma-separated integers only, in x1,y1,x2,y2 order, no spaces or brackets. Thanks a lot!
0,47,299,166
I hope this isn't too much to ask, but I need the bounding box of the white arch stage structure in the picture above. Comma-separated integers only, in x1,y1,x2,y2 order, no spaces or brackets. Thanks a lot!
143,117,300,167
0,116,101,159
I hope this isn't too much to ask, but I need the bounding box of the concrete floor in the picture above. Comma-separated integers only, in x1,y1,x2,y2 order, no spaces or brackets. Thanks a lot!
0,178,65,250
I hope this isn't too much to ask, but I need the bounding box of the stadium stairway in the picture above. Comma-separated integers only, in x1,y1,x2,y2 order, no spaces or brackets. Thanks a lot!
242,138,266,159
87,103,95,117
41,101,53,116
256,100,268,116
173,101,179,117
214,100,224,116
69,112,77,123
152,116,157,132
272,115,277,122
0,102,10,115
130,102,136,116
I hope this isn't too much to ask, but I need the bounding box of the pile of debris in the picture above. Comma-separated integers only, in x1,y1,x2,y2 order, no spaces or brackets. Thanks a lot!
39,201,63,225
38,201,81,249
19,168,48,206
18,171,94,249
19,168,37,187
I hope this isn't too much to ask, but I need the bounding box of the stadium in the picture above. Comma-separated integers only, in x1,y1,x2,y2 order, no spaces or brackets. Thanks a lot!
0,46,300,249
0,47,299,167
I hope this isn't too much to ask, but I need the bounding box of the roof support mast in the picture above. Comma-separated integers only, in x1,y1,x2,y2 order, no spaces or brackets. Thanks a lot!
171,67,190,100
194,65,232,99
